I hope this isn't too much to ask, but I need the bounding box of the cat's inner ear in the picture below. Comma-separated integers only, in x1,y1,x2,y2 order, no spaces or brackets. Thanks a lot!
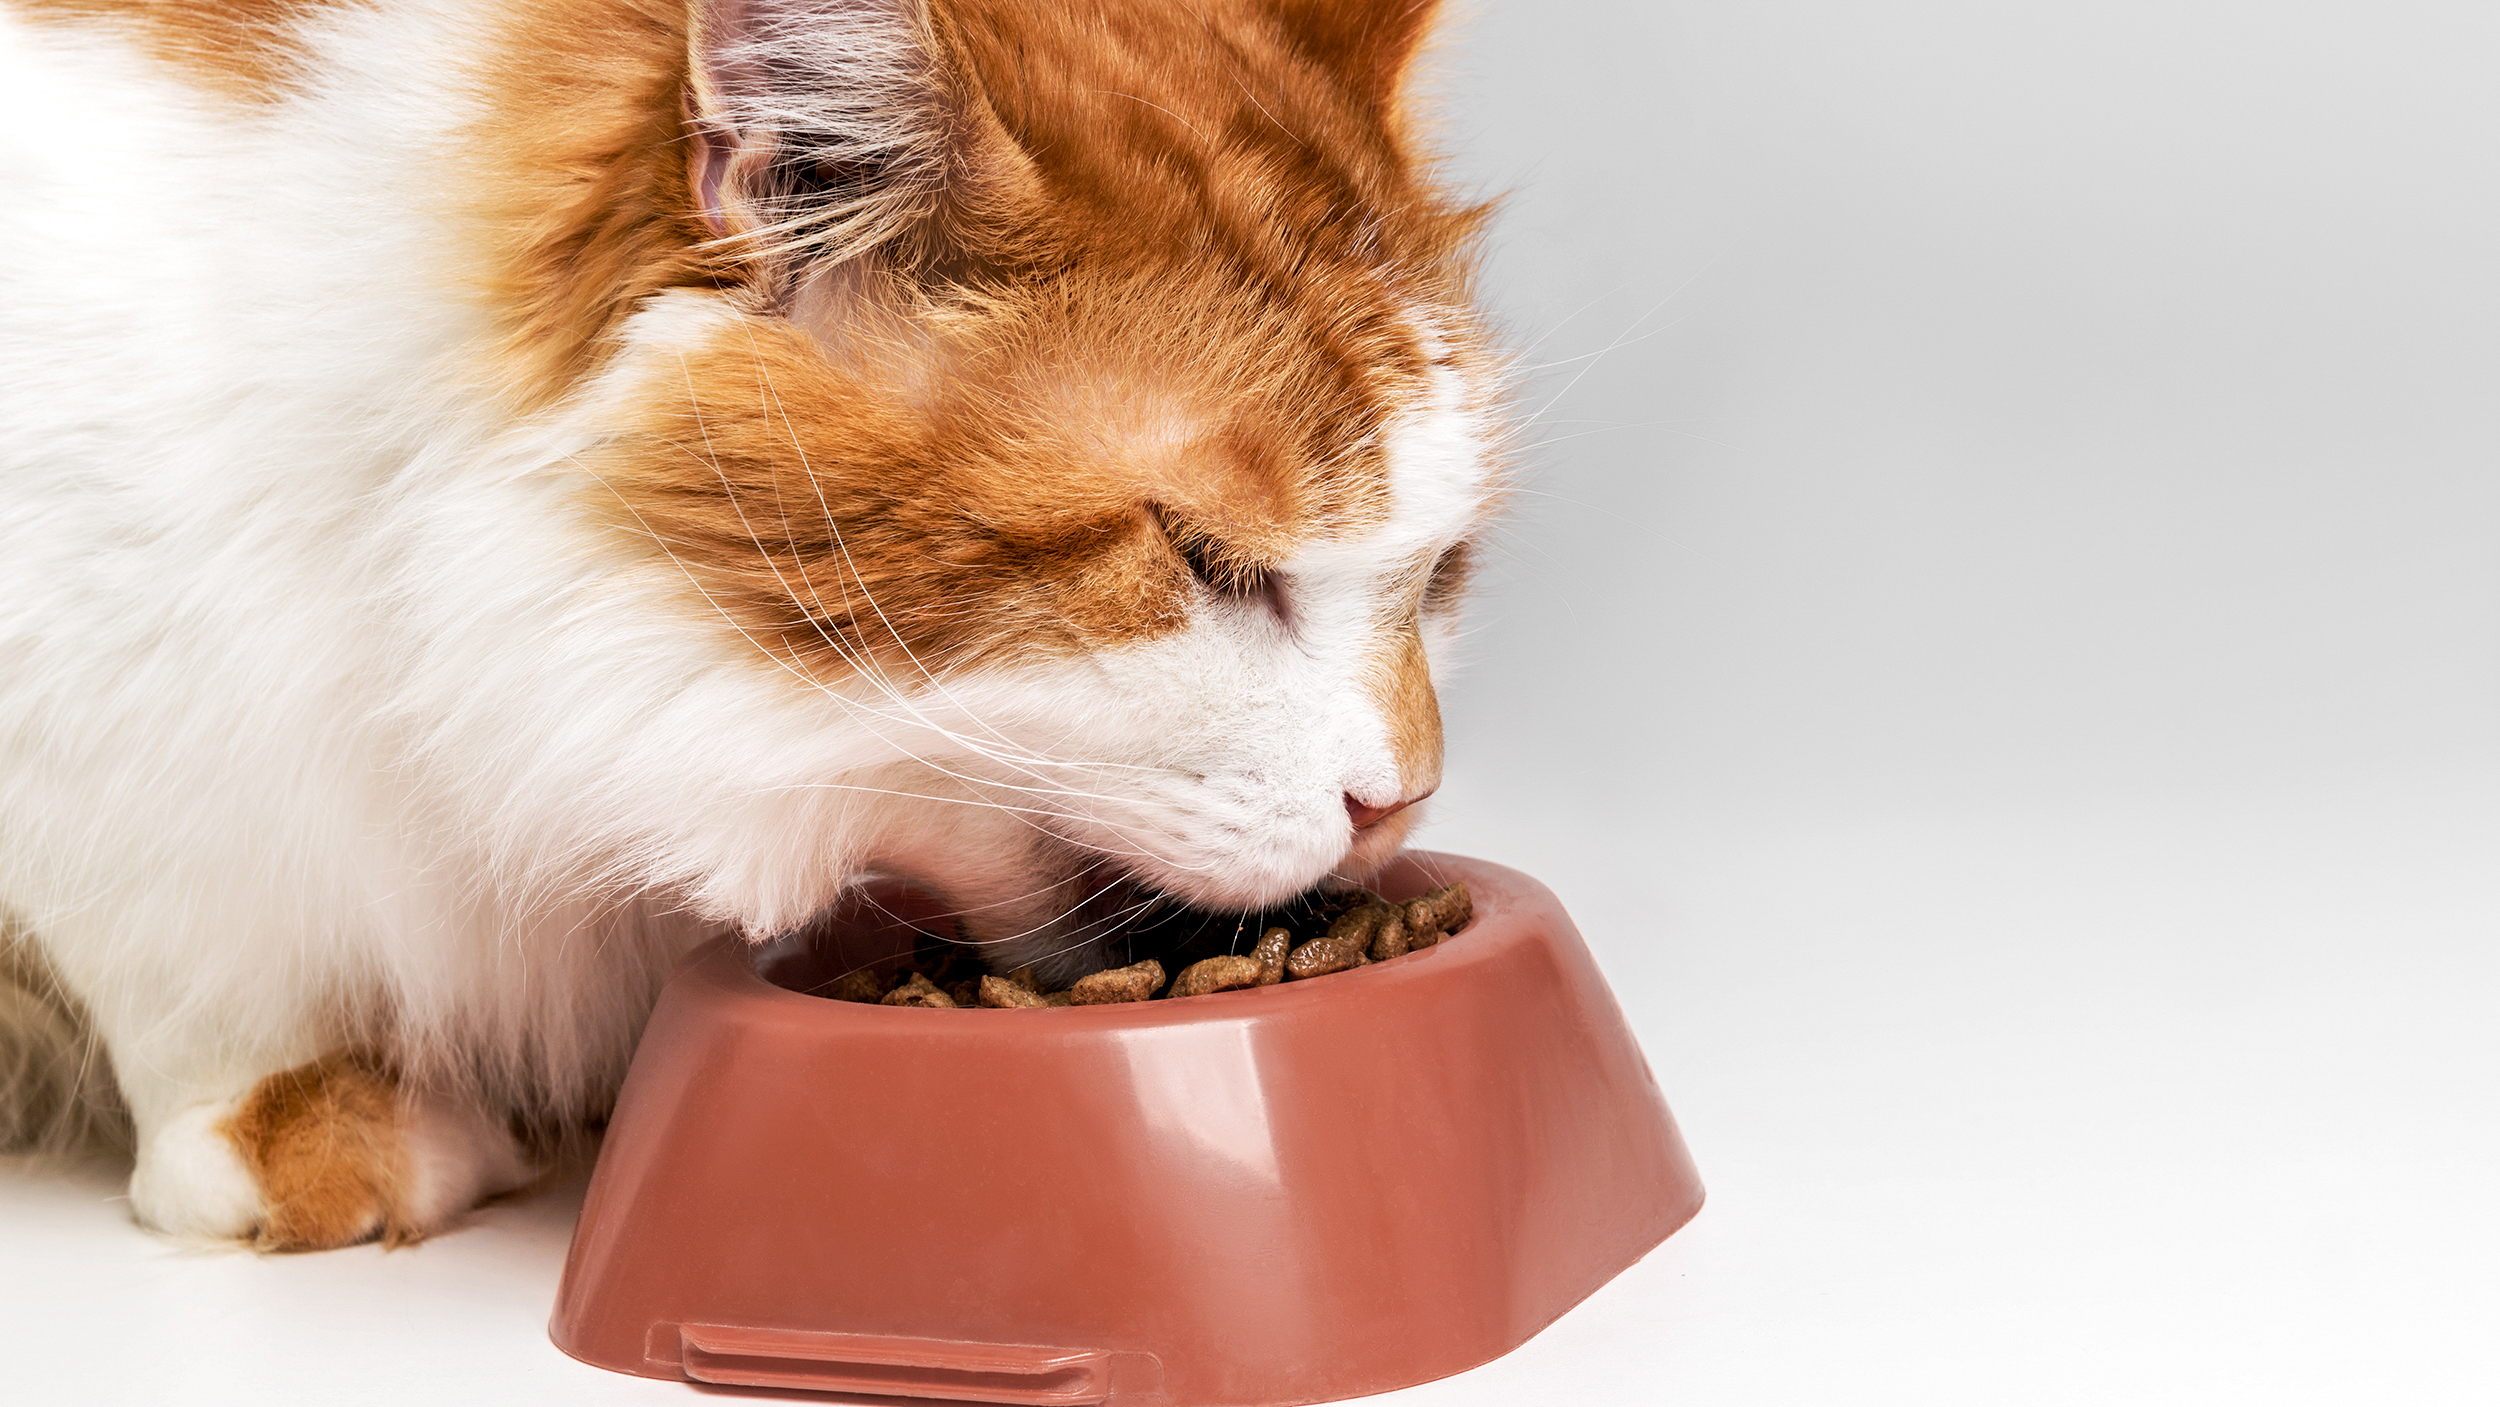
683,0,953,271
1266,0,1447,110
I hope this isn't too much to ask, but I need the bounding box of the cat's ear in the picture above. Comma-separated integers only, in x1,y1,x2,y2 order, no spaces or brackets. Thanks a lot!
1267,0,1445,111
683,0,954,267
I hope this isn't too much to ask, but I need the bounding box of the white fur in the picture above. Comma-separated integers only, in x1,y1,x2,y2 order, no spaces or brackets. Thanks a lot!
398,1089,540,1229
128,1104,263,1242
0,1,1498,1240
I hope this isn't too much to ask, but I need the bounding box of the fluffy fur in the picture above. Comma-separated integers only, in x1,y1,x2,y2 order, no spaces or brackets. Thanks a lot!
0,0,1505,1247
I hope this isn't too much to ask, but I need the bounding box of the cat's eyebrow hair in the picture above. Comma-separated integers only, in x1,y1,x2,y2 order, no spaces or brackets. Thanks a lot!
1148,504,1283,573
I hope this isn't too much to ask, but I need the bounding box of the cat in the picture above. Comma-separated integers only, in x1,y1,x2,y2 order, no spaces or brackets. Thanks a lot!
0,0,1504,1250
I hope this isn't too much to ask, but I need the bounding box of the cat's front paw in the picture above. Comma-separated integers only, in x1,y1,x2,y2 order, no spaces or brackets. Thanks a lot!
130,1054,538,1251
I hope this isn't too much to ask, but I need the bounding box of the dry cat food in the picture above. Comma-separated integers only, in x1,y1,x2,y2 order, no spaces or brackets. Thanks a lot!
831,882,1474,1009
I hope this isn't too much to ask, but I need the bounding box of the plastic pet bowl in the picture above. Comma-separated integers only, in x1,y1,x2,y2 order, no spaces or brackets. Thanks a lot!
549,852,1703,1405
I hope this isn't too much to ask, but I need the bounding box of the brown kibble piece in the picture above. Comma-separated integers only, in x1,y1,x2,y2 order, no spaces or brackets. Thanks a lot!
1323,896,1395,948
1284,935,1367,980
945,978,980,1008
1368,911,1411,962
827,969,886,1003
1003,966,1039,993
1070,958,1165,1005
880,972,957,1008
1402,882,1474,949
978,974,1049,1009
1250,928,1290,986
1308,887,1379,923
1040,990,1075,1007
1312,893,1411,962
1401,897,1440,949
1170,954,1263,999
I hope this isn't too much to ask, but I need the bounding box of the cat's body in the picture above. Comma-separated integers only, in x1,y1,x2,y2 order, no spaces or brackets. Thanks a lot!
0,0,1501,1249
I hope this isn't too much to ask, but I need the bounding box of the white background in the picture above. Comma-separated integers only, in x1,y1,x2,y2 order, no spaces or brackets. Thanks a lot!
8,2,2497,1402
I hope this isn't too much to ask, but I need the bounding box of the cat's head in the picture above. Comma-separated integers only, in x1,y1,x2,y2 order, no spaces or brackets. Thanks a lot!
547,0,1503,962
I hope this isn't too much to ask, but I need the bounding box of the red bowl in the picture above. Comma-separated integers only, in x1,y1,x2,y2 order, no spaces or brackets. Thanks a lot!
549,852,1703,1405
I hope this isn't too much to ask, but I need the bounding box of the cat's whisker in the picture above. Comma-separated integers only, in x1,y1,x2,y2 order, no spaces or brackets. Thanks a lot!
731,368,1187,835
697,435,1084,792
618,409,1140,821
1510,281,1707,436
566,458,1133,876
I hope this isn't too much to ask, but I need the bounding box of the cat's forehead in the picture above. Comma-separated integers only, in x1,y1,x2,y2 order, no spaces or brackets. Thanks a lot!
941,0,1480,281
1284,323,1498,568
914,0,1493,558
970,289,1475,558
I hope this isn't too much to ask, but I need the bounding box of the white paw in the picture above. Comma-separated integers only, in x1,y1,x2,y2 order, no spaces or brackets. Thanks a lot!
127,1100,262,1242
396,1087,539,1229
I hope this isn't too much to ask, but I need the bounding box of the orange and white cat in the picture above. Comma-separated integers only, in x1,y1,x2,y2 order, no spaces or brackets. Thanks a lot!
0,0,1503,1249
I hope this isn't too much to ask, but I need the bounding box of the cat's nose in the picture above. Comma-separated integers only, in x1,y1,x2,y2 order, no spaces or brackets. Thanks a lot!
1346,789,1433,830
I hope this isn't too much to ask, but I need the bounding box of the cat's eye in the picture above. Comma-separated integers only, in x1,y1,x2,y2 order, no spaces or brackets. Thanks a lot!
1174,532,1241,594
1157,509,1286,622
1158,512,1249,593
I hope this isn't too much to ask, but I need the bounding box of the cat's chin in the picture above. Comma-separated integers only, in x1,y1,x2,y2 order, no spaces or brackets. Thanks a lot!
867,827,1412,986
1059,800,1426,918
1058,820,1417,931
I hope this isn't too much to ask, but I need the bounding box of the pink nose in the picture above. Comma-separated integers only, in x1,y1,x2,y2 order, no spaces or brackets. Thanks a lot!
1345,790,1432,830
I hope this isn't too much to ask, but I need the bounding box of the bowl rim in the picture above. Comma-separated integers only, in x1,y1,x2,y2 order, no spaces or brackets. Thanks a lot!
695,850,1532,1031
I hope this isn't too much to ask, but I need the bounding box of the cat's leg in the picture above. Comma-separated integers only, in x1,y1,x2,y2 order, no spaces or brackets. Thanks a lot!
69,983,540,1249
126,1050,538,1250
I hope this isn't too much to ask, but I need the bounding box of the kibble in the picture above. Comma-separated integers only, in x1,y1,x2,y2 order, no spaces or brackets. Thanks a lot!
1369,912,1411,962
1070,958,1166,1005
977,974,1048,1008
1250,927,1291,986
1319,896,1404,963
1170,954,1263,999
1402,881,1472,949
828,968,886,1004
1283,934,1367,979
832,882,1476,1010
879,972,957,1008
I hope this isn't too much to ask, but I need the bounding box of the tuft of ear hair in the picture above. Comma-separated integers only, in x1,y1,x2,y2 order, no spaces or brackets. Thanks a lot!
685,0,955,279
